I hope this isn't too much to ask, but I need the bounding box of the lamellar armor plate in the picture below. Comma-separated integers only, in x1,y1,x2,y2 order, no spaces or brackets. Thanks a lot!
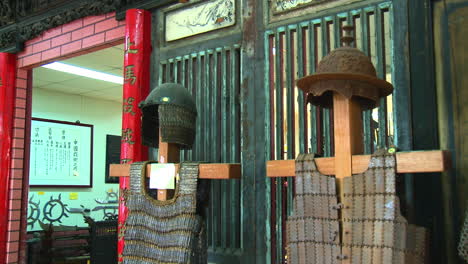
287,151,426,264
459,206,468,262
123,161,206,264
287,153,340,264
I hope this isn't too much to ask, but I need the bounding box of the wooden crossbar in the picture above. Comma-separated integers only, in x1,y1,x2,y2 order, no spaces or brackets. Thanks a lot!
266,150,450,178
110,163,241,179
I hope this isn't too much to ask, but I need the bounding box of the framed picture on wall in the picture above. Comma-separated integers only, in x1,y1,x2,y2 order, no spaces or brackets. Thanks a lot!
29,118,93,188
105,135,121,184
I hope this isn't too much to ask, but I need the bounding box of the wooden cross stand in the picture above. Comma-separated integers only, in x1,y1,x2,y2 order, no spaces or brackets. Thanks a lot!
266,92,450,199
110,134,241,201
267,26,450,200
266,25,451,262
266,94,450,263
267,93,450,264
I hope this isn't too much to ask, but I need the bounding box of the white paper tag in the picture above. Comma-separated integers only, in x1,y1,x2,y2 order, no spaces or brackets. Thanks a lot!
149,163,176,189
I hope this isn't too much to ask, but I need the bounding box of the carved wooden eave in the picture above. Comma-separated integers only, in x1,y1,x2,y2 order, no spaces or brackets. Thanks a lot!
0,0,179,53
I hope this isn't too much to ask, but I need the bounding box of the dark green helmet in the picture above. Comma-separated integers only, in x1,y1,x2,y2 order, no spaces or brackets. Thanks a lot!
139,83,197,149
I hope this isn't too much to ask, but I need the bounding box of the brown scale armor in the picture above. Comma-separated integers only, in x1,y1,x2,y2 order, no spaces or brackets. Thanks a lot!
287,151,426,264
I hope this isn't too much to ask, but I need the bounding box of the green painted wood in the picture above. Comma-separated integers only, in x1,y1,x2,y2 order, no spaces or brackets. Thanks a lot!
211,50,218,162
333,16,341,49
151,6,244,263
230,46,241,250
178,57,187,161
187,55,194,161
264,31,273,262
158,62,164,86
240,1,268,261
196,53,203,160
221,48,228,164
408,1,445,262
233,46,242,250
273,29,284,264
213,50,221,248
321,17,332,157
202,50,216,249
346,11,353,25
360,9,373,154
274,29,284,161
165,60,171,84
156,1,399,262
285,26,295,159
158,46,242,253
285,26,295,217
391,0,413,156
435,4,468,263
297,25,306,154
408,2,438,150
375,7,387,149
308,22,318,154
179,57,184,85
173,58,179,83
220,48,229,250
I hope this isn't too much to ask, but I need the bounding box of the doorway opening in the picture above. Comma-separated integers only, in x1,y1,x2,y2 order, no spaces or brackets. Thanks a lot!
25,44,124,263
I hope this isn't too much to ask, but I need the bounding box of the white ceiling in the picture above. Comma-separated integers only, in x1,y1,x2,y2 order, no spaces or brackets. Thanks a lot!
33,44,124,102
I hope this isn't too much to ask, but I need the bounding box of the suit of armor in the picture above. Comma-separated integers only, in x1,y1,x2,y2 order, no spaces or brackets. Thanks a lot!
287,151,426,264
123,161,206,264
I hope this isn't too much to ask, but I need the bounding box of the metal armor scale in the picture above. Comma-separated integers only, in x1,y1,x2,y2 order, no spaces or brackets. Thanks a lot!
287,151,426,264
459,208,468,262
123,161,206,264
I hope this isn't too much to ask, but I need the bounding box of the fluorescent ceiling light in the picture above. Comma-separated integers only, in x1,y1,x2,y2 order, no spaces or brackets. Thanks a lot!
42,62,123,84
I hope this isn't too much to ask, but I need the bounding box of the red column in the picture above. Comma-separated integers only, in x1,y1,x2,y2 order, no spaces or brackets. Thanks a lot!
118,9,151,263
0,53,17,263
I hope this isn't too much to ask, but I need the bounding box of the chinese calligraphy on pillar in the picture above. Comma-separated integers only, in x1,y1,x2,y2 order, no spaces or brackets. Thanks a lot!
121,128,135,144
124,65,137,85
118,9,151,263
123,97,136,115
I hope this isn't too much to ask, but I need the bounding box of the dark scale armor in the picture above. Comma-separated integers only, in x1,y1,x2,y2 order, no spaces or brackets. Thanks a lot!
123,161,207,264
158,104,196,148
287,151,426,264
459,206,468,262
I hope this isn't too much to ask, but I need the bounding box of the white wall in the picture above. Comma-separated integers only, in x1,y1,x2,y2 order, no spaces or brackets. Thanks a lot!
28,88,122,231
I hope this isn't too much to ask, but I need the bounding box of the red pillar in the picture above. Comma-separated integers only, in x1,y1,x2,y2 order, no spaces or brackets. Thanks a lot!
0,53,17,263
118,9,151,263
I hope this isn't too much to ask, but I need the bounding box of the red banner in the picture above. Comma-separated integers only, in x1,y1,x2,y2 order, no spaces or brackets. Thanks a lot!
118,9,151,263
0,53,17,263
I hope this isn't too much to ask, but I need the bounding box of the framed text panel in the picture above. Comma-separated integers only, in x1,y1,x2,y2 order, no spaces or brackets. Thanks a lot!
165,0,236,41
29,118,93,187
